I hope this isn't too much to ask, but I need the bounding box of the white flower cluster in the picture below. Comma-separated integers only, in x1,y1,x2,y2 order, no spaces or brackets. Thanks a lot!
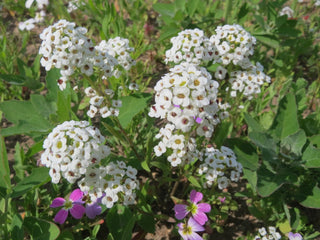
78,161,139,208
153,124,201,166
210,24,256,68
198,146,242,189
97,37,136,73
255,227,282,240
209,25,271,99
165,28,217,65
85,87,122,118
39,20,133,90
149,62,224,166
41,121,110,184
41,121,139,208
228,63,271,99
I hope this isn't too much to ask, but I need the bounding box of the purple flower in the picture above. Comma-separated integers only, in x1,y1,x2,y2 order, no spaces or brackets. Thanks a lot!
218,196,226,203
174,190,211,225
50,189,85,224
288,232,303,240
85,195,104,219
177,217,205,240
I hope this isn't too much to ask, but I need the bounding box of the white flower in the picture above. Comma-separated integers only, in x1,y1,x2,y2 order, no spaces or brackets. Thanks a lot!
19,19,36,31
279,6,294,18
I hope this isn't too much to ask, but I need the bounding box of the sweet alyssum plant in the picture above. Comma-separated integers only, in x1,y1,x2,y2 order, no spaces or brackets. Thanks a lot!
1,12,315,239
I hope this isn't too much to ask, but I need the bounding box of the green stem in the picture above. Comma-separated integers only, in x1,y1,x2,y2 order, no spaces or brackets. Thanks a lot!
4,197,9,240
223,0,233,24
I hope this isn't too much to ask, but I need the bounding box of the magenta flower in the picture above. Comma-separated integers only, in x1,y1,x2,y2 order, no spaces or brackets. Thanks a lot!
177,217,205,240
50,189,85,224
288,232,303,240
174,190,211,225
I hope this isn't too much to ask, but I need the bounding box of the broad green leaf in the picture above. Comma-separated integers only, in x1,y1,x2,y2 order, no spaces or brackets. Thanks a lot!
106,205,136,240
188,176,201,188
186,0,200,16
270,93,299,140
213,121,233,148
11,214,24,240
13,142,25,182
298,186,320,209
118,95,150,128
309,134,320,148
157,25,180,43
24,217,60,240
137,213,155,233
243,168,257,191
257,165,286,197
0,100,52,136
153,3,175,17
244,113,265,132
249,131,277,156
56,230,74,240
254,34,280,48
280,129,307,157
11,167,50,198
45,68,60,102
0,135,11,197
57,90,72,122
0,73,26,85
30,94,56,118
302,144,320,168
225,138,259,171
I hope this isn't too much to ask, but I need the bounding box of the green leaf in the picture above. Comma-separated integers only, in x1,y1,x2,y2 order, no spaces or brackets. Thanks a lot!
153,3,175,17
11,214,24,240
56,230,74,240
106,205,136,240
225,138,259,171
243,168,257,191
244,113,265,133
280,129,307,157
257,165,286,197
57,90,72,122
186,0,200,16
24,217,60,240
0,73,26,85
0,100,52,136
213,121,233,148
30,94,56,118
137,214,155,233
309,134,320,148
254,33,280,48
298,186,320,209
249,131,277,159
188,176,201,188
270,93,299,140
45,68,60,102
11,167,50,198
0,135,11,197
118,95,150,128
13,142,25,182
302,144,320,168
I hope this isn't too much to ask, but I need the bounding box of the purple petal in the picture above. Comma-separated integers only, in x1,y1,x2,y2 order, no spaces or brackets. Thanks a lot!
195,117,202,124
69,189,84,202
70,204,85,219
86,203,102,219
50,197,66,208
198,203,211,213
189,232,204,240
190,190,203,203
193,211,208,225
174,204,188,220
188,217,205,232
54,209,68,224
